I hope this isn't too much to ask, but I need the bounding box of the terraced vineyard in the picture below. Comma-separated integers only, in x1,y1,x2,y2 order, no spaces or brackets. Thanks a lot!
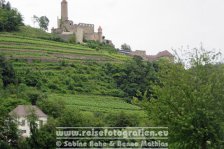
0,27,147,123
48,94,147,117
0,33,129,63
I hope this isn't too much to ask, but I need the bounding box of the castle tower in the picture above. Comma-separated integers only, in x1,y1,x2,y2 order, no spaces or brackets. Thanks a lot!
61,0,68,21
98,26,103,43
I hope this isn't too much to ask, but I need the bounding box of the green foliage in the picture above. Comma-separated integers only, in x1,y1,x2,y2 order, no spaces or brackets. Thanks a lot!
38,16,49,31
31,15,49,31
68,34,76,44
0,55,17,87
86,40,117,52
141,49,224,148
30,118,57,149
58,108,85,127
0,1,23,32
38,99,65,118
106,112,140,127
121,43,131,51
0,33,129,62
0,22,150,148
0,116,19,148
0,141,11,149
13,26,62,42
22,69,42,88
26,88,46,105
13,61,125,96
18,118,57,149
0,98,25,149
47,94,146,116
105,56,158,99
27,111,39,149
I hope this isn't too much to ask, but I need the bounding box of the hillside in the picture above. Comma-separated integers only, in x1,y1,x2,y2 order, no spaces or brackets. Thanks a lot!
1,11,224,149
0,27,129,63
0,26,147,121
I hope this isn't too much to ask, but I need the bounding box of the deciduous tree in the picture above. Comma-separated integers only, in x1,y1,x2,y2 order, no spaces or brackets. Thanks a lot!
121,43,131,51
141,49,224,148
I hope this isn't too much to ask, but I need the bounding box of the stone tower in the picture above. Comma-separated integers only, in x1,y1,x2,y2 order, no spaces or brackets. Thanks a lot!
61,0,68,21
98,26,103,43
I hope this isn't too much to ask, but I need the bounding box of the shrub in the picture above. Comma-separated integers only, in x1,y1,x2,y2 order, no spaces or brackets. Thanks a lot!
68,35,76,44
26,88,47,105
38,99,65,118
106,112,140,127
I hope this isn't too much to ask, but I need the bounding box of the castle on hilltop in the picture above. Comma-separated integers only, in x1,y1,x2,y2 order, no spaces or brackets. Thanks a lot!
52,0,112,44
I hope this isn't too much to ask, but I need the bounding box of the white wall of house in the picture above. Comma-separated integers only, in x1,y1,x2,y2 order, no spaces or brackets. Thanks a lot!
16,116,48,137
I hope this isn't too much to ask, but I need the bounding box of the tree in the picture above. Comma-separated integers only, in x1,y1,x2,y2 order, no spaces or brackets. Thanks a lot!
106,56,157,99
0,2,23,31
32,15,49,31
58,109,84,127
38,16,49,31
32,15,39,28
38,99,65,118
0,116,19,148
29,118,57,149
121,43,131,51
0,0,5,8
27,89,46,105
27,110,39,149
140,49,224,148
5,1,10,10
0,55,17,88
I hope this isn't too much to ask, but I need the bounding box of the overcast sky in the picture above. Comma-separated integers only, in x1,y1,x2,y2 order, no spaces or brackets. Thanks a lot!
9,0,224,55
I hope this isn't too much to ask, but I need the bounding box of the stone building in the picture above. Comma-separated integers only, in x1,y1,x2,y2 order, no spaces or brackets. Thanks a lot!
9,105,48,138
52,0,104,43
120,50,174,62
130,50,148,59
147,50,174,62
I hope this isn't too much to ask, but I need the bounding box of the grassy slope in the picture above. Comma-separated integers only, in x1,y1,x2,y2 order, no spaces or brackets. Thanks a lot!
0,26,146,118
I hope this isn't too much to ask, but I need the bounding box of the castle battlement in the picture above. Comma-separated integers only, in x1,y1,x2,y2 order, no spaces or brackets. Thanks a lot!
78,23,94,28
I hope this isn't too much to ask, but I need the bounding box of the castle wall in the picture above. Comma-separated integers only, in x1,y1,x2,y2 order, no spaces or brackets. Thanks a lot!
57,18,61,28
63,20,76,32
84,33,95,41
76,28,84,43
78,23,94,34
51,28,63,34
94,33,100,41
58,32,74,41
130,50,147,57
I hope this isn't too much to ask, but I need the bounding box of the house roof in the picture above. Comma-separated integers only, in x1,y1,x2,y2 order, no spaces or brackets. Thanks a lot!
156,50,173,57
9,105,47,118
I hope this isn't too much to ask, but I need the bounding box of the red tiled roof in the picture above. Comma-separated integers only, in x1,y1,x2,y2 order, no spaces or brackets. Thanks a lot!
156,50,173,57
